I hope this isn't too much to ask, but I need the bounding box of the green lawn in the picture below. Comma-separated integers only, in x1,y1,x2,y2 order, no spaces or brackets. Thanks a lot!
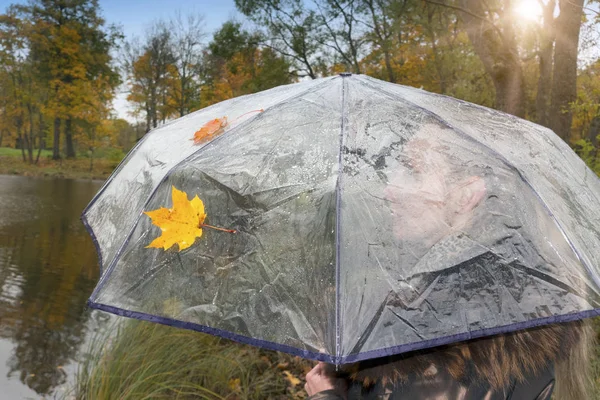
0,147,53,158
0,147,117,180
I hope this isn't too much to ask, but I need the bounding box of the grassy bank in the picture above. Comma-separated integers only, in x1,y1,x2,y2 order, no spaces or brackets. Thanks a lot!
71,317,600,400
0,147,120,180
69,319,311,400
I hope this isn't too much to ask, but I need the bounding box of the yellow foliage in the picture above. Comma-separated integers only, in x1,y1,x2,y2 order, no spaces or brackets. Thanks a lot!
201,48,292,107
572,60,600,141
127,51,179,122
203,52,254,106
330,63,348,75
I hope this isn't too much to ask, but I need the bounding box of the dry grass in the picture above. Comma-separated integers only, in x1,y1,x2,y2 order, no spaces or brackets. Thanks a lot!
67,319,312,400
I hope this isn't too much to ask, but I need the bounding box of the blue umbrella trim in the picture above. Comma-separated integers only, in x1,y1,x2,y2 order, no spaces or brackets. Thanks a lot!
88,300,600,365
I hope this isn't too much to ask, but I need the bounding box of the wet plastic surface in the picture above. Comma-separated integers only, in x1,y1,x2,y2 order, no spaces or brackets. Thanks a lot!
84,75,600,364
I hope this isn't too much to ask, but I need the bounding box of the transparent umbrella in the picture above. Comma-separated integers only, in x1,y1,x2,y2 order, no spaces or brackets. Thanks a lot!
83,74,600,365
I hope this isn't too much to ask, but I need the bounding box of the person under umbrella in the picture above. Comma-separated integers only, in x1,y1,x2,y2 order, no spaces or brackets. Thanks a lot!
305,124,594,400
82,75,600,398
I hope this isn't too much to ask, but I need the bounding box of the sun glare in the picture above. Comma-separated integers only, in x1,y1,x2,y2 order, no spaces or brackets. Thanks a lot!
514,0,543,22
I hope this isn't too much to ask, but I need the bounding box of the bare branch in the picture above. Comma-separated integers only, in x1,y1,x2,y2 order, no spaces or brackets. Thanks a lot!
424,0,503,36
424,0,489,23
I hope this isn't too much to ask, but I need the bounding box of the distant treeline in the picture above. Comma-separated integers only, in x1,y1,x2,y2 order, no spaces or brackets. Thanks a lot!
1,0,599,173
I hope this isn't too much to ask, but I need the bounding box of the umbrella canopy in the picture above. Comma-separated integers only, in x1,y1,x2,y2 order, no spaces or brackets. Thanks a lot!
83,74,600,364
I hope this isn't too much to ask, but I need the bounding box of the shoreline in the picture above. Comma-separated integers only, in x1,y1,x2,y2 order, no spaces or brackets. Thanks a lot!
0,156,115,181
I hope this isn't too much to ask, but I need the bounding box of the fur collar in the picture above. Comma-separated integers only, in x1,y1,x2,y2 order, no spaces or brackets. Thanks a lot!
340,321,589,392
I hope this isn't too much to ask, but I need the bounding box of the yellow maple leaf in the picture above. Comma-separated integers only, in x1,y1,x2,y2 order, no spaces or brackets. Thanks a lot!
145,186,236,251
144,186,206,251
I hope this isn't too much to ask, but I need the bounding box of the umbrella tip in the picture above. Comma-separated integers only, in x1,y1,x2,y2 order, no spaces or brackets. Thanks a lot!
339,72,352,77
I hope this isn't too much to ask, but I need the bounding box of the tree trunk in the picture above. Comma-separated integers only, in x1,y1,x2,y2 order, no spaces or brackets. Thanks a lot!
383,51,395,83
90,148,94,172
425,8,445,93
588,116,600,147
549,0,584,142
494,63,524,118
65,117,76,159
24,132,33,164
179,74,186,117
35,113,45,165
53,117,61,160
146,106,152,133
458,0,525,117
535,0,555,127
18,124,26,162
26,110,34,164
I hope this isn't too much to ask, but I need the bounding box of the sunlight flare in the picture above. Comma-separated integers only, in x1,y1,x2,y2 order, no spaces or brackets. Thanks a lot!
514,0,544,22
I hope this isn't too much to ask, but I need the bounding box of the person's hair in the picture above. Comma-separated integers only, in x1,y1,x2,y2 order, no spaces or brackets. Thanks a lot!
343,320,594,400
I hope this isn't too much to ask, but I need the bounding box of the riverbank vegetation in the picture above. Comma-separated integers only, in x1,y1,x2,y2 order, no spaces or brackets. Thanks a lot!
70,319,311,400
0,147,120,179
70,317,600,399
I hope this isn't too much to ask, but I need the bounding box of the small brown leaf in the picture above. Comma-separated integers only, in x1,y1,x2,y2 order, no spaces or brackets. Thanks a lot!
283,370,301,387
277,362,289,370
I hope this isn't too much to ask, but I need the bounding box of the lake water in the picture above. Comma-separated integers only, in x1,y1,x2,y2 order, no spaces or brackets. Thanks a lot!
0,175,104,399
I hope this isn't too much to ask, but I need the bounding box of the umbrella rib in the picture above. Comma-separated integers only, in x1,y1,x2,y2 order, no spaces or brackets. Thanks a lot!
334,76,349,363
89,76,343,303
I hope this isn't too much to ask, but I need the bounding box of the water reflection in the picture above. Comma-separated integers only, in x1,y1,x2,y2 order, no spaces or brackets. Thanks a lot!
0,176,102,397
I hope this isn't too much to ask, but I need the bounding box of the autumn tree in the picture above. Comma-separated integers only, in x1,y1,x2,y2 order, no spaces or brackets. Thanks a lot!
0,6,47,164
201,21,294,106
203,20,256,83
548,0,586,140
422,0,589,140
235,0,327,78
360,0,398,82
572,60,600,174
572,60,600,167
169,13,206,117
534,0,556,127
438,0,527,116
72,74,117,171
315,0,367,73
0,8,27,157
349,0,492,107
124,24,177,132
23,0,120,159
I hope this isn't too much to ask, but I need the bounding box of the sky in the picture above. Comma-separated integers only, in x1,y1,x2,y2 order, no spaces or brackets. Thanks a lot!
0,0,241,122
99,0,239,40
99,0,241,121
0,0,239,37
